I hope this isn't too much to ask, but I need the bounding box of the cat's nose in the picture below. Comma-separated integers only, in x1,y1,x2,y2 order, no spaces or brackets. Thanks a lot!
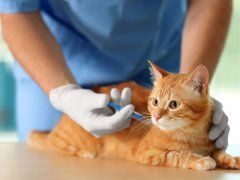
154,115,161,121
154,110,163,121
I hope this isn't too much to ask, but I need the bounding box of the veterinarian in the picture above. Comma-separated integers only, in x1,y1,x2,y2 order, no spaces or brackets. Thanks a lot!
0,0,231,145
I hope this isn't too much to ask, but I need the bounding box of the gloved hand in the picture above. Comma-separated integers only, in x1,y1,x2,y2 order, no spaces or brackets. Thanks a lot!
49,84,134,137
110,87,132,128
208,98,230,149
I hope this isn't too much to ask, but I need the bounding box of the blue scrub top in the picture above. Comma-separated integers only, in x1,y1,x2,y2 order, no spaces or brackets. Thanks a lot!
0,0,187,87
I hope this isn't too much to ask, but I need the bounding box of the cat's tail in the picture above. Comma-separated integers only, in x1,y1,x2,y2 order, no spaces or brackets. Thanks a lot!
27,131,50,149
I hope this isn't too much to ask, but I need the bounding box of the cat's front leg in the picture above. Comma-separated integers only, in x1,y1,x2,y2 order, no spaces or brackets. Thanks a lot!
213,150,240,169
168,151,216,170
137,149,216,170
137,149,169,166
136,149,184,167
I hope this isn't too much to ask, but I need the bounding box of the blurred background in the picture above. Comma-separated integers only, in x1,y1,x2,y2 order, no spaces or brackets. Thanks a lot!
0,1,239,144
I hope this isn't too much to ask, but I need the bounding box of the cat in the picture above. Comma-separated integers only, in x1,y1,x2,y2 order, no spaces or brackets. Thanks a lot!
28,61,240,171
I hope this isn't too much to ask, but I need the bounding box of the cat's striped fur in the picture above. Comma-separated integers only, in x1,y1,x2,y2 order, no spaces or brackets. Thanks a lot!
28,62,240,170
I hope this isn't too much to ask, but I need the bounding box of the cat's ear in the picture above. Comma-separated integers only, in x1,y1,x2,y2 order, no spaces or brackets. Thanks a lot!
148,60,169,82
186,65,209,93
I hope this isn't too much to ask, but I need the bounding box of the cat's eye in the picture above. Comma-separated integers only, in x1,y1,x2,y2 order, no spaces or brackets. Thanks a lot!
152,98,158,106
169,100,180,109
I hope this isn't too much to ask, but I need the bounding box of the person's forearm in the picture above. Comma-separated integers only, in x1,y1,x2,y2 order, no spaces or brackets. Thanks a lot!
1,12,76,94
181,0,232,80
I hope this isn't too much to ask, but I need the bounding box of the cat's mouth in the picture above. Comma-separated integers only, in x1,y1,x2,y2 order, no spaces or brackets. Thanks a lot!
151,116,189,131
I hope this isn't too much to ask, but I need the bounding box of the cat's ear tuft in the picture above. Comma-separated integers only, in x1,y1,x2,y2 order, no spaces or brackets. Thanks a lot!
186,65,209,93
148,60,169,82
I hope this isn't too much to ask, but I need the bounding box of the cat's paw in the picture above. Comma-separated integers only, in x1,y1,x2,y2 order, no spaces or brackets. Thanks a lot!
233,157,240,169
192,156,216,171
217,154,236,169
76,151,97,159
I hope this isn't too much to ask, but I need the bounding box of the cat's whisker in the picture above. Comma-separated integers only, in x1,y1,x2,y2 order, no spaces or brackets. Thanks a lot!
142,112,151,116
130,124,146,134
142,113,152,119
135,123,151,137
143,115,151,118
130,120,148,131
140,127,148,137
128,118,152,138
144,116,151,118
129,122,148,137
143,114,151,117
131,119,141,127
142,121,151,126
143,117,152,123
131,121,150,132
143,124,152,135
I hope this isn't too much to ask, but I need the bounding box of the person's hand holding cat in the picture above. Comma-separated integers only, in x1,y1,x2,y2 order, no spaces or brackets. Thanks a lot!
209,98,229,149
49,84,134,137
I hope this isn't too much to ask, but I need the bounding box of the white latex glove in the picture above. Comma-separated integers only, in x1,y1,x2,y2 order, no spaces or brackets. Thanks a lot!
49,84,134,137
110,87,132,129
208,98,229,149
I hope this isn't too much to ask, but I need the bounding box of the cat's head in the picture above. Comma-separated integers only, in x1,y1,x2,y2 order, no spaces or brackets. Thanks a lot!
148,61,212,133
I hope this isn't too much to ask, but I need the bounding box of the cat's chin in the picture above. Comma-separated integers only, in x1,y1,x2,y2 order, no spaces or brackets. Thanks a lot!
151,117,188,132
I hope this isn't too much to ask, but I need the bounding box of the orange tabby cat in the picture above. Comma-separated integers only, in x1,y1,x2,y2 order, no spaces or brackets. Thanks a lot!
28,62,240,170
